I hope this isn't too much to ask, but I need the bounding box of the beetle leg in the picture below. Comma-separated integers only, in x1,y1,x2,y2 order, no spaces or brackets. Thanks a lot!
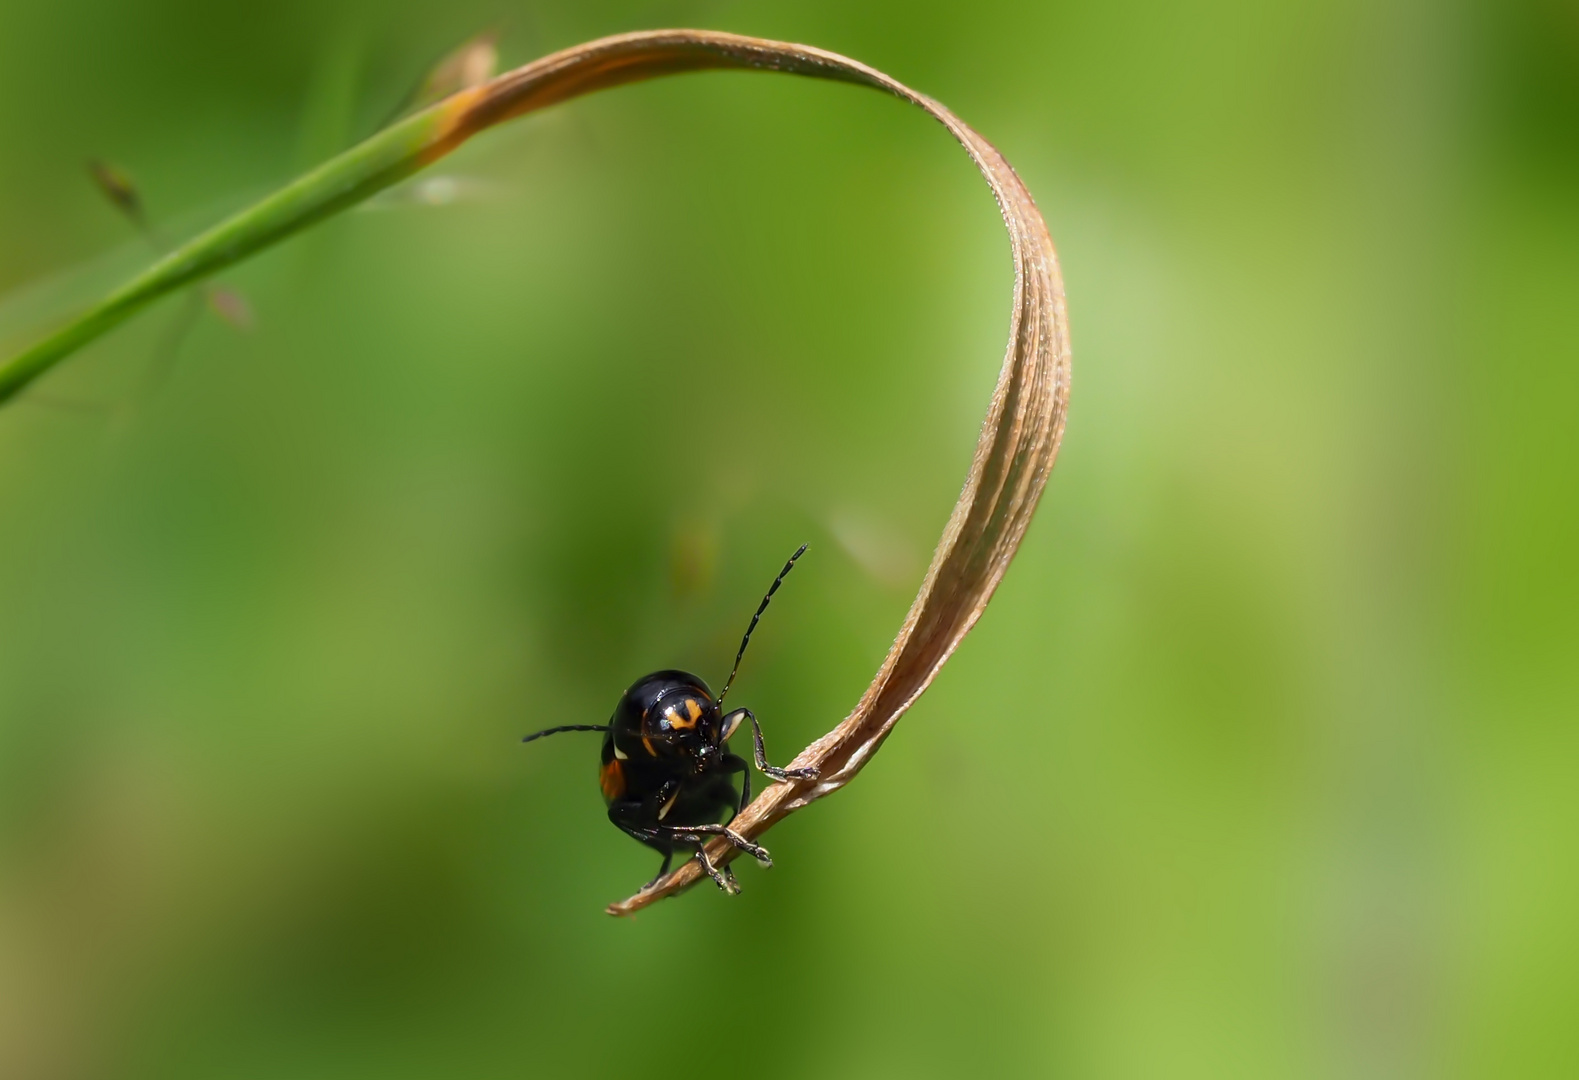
720,753,751,817
608,787,686,892
614,827,747,893
642,849,673,891
606,777,683,835
748,712,819,782
661,823,772,868
690,840,739,894
608,777,763,891
607,818,681,891
652,776,684,820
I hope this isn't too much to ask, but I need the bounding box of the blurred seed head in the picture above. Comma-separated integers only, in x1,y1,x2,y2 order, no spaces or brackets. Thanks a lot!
669,519,719,601
205,287,254,333
85,159,145,228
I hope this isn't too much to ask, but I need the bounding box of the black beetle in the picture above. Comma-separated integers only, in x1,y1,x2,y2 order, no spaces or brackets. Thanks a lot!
523,544,818,893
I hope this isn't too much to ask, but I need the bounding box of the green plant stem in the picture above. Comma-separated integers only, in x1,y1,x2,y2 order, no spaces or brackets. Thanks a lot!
0,107,448,405
0,30,896,407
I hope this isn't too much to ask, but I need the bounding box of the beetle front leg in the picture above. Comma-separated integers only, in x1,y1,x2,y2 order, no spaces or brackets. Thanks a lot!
720,753,751,817
727,708,819,782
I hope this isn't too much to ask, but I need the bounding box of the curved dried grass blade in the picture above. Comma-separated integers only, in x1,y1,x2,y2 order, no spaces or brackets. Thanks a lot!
439,32,1074,915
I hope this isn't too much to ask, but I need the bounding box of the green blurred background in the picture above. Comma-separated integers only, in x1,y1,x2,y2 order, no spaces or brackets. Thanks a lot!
1,0,1576,1077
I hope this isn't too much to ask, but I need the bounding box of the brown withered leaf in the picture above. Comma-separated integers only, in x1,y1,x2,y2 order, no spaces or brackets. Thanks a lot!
439,31,1074,915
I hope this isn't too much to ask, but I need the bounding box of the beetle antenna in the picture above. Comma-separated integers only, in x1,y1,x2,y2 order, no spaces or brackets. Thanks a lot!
718,543,808,706
522,724,608,743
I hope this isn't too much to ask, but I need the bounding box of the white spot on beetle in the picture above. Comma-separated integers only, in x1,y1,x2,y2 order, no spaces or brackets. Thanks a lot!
722,710,746,741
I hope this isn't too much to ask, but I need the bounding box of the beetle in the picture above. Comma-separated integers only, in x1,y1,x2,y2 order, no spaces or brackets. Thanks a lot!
523,544,819,894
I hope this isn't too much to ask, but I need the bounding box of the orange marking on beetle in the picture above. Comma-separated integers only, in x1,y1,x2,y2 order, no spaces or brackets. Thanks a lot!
666,698,702,731
641,735,656,756
599,758,626,801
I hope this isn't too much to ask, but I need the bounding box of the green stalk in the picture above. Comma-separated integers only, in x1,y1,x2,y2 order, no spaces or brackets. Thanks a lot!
0,29,897,407
0,106,449,405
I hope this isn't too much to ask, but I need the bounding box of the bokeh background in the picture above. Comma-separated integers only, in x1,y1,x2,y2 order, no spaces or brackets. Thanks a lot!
1,0,1575,1077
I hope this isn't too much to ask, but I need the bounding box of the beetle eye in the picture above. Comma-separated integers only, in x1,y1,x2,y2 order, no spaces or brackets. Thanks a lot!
721,708,749,742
